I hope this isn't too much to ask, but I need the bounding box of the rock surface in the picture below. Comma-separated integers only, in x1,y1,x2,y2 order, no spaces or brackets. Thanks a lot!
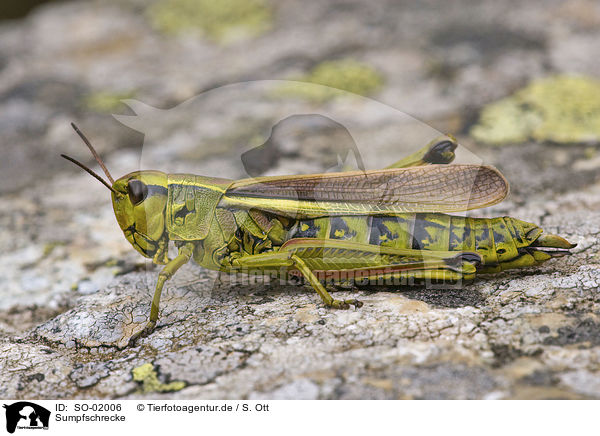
1,0,599,399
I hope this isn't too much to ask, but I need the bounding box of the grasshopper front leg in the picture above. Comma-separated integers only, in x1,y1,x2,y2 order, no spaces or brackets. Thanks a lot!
129,242,195,345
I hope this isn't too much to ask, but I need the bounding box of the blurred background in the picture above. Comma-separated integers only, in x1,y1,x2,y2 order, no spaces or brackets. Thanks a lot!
1,0,600,399
2,0,599,193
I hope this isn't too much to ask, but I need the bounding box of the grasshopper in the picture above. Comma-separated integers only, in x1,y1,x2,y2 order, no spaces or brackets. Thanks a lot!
62,123,575,342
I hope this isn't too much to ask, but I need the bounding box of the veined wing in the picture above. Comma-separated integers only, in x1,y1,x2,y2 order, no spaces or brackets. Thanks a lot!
220,164,509,218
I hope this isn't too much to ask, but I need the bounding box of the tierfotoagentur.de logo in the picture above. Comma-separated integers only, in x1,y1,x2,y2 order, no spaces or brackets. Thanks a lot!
3,402,50,433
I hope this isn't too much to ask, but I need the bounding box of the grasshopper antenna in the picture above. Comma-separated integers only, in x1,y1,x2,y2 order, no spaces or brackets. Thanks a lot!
70,122,115,184
61,154,119,195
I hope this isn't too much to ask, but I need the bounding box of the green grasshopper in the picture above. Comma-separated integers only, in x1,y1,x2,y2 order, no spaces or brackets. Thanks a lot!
62,123,575,342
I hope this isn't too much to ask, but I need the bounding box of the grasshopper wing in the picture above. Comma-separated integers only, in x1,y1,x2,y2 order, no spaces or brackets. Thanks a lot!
220,164,509,218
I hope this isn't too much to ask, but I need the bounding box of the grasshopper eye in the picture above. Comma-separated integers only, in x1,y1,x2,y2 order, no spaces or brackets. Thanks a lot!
128,179,148,205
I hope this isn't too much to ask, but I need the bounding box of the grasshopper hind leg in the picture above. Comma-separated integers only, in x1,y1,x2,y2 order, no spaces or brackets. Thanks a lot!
231,251,364,309
231,243,479,310
385,135,457,169
290,255,364,309
353,267,475,289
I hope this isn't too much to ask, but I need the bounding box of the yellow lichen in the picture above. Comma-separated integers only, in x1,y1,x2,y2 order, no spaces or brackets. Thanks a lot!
471,75,600,145
42,241,63,257
132,363,186,393
146,0,272,43
83,91,136,113
277,59,384,101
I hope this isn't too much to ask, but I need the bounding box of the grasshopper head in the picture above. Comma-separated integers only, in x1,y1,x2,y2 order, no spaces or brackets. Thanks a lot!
62,123,171,263
111,171,169,261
